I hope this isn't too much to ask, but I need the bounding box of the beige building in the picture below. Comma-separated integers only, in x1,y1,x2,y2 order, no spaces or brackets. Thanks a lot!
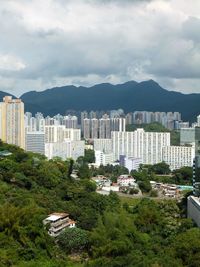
0,96,25,149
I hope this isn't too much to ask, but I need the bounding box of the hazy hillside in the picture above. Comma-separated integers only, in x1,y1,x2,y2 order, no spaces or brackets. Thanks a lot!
0,80,199,121
20,80,200,121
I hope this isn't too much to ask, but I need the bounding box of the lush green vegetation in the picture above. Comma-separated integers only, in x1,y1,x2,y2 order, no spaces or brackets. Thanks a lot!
0,141,199,267
90,164,129,183
131,163,193,186
126,122,180,145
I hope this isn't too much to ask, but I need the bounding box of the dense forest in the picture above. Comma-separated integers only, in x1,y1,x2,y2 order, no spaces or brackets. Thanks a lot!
0,141,199,267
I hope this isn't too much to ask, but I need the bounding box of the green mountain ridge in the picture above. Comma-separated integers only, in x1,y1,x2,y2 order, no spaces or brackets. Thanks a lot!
0,80,199,121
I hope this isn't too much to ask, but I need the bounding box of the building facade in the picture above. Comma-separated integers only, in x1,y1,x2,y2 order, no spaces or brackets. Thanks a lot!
0,96,25,148
95,150,114,166
25,131,45,154
162,145,195,170
111,129,170,164
45,140,84,160
43,213,75,237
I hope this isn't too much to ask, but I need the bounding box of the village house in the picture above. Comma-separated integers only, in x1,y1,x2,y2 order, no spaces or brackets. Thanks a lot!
43,212,76,237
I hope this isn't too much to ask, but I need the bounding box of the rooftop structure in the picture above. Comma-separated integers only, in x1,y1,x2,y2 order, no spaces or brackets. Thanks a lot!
0,150,12,157
43,212,75,237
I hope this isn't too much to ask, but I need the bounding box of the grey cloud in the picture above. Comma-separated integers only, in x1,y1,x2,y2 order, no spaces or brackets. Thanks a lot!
0,0,200,95
182,16,200,42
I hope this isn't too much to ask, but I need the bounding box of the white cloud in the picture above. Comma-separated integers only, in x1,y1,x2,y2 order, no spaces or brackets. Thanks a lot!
0,54,26,71
0,0,199,95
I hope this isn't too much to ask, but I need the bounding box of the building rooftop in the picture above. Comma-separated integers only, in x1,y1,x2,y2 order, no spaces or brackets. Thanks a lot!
45,212,69,222
0,150,12,157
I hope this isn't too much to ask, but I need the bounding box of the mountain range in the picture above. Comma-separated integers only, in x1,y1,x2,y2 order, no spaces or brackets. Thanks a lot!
1,80,200,121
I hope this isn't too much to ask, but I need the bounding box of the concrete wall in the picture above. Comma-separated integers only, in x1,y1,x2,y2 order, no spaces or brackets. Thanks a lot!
187,196,200,227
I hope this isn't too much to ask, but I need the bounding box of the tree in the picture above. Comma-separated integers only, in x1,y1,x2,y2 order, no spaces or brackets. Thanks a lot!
84,149,95,163
138,180,152,193
77,150,95,165
149,189,158,197
171,228,200,266
129,188,139,195
78,164,91,179
172,167,193,185
149,162,171,175
83,180,97,192
58,227,89,253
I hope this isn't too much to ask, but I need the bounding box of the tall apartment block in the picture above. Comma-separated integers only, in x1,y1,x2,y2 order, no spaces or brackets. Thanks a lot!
162,145,195,170
111,129,170,164
83,118,90,139
193,128,200,196
83,116,126,140
91,118,99,139
26,131,45,154
132,111,182,130
0,96,25,149
99,115,111,139
63,115,78,129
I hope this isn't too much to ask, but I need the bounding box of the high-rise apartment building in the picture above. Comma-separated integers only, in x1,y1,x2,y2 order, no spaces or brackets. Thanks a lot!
26,131,45,154
45,125,65,143
99,115,111,139
111,118,126,132
81,111,88,130
111,129,170,164
180,128,197,146
193,127,200,196
45,140,84,161
197,115,200,127
125,113,133,125
162,145,195,170
180,126,200,196
91,118,99,139
63,115,78,129
83,118,90,139
93,138,112,153
0,96,25,148
64,128,81,141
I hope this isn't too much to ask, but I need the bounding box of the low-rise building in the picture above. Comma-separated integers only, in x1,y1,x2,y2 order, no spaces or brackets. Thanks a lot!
0,150,12,157
43,212,76,237
95,150,115,166
120,155,142,172
101,185,120,192
117,175,136,187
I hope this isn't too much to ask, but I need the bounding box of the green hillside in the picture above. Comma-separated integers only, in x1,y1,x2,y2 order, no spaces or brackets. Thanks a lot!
0,141,200,266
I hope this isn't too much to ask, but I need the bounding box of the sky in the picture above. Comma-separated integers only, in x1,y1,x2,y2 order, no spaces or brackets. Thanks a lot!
0,0,200,96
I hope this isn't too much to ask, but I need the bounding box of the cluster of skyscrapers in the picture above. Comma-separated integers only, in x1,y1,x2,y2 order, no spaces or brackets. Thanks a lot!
25,112,84,161
93,128,195,171
0,96,199,178
80,110,187,131
83,116,126,139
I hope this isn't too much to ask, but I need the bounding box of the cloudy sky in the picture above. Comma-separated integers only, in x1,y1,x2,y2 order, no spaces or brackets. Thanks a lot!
0,0,200,96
